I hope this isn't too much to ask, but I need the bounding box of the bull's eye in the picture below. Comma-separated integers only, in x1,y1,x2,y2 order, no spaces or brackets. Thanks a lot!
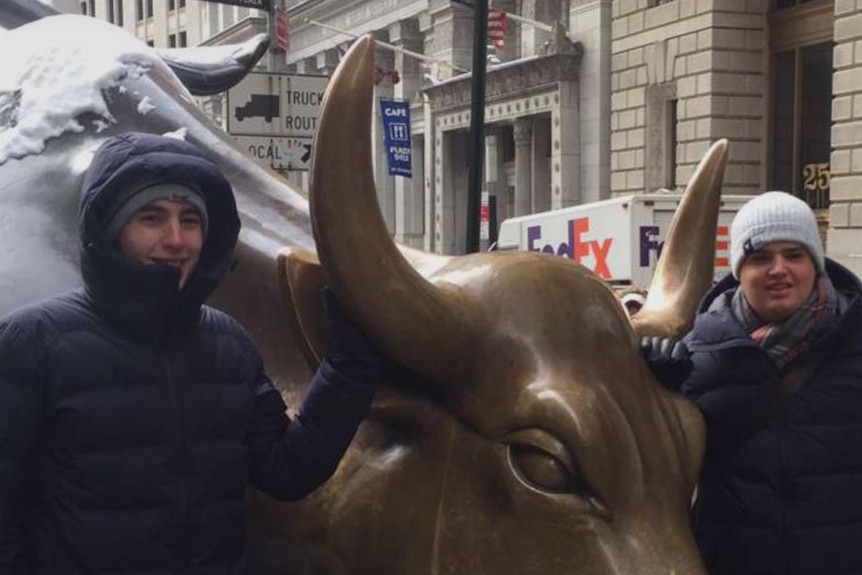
509,443,573,493
503,429,608,516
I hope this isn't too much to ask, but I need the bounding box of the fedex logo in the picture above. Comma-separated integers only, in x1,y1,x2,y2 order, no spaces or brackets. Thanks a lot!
639,225,730,269
527,217,613,279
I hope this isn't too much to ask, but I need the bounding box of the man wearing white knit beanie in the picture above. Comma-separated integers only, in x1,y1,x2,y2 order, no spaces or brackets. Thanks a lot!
642,190,862,575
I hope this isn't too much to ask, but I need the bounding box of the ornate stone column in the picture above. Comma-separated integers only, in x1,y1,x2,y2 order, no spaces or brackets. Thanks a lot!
372,31,396,232
485,129,503,241
427,1,473,81
315,49,339,77
553,81,580,208
390,19,424,248
532,116,551,213
513,117,534,216
830,1,862,275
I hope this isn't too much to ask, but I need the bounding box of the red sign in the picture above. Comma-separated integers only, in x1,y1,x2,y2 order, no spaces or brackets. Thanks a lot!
487,9,506,49
480,191,490,241
275,7,289,52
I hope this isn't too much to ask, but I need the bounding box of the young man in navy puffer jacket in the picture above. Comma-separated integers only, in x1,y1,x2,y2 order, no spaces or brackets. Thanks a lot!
0,132,380,574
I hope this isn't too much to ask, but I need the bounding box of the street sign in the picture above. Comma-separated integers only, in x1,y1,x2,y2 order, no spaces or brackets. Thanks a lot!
379,99,412,177
227,73,328,137
227,73,328,171
480,191,490,240
233,135,313,172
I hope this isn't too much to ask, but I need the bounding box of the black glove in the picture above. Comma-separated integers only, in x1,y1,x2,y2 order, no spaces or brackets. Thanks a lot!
322,288,436,395
323,288,395,386
640,336,692,391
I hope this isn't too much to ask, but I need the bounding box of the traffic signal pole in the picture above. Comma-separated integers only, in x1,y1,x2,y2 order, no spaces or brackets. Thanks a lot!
465,0,489,254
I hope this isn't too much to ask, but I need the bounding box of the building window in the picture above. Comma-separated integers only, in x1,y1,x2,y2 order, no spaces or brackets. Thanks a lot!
179,31,187,47
770,41,833,210
136,0,143,21
645,85,678,193
775,0,822,8
168,33,177,48
146,39,154,47
648,0,676,6
169,0,175,11
146,0,153,18
107,0,113,22
81,0,96,15
179,0,186,7
116,0,123,25
667,98,678,188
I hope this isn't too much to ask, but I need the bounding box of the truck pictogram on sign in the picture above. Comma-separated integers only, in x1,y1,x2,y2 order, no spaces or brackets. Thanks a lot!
227,73,329,171
234,94,280,123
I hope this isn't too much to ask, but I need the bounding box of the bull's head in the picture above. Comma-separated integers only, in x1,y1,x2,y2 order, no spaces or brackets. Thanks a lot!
251,37,726,574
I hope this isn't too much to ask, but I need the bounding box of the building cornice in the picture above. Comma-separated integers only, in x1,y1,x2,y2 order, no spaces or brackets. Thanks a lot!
200,16,268,46
423,47,582,113
285,0,429,63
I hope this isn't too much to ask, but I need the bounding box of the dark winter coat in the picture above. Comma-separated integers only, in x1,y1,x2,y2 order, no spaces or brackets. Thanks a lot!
681,259,862,575
0,133,375,575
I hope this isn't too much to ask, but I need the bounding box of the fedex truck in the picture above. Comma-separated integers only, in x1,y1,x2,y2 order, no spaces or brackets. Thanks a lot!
495,194,751,287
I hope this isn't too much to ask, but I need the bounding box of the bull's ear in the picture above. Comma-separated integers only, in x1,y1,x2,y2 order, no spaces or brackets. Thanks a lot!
277,248,327,371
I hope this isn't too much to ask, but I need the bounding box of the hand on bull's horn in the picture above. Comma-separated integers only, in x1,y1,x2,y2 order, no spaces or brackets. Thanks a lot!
323,288,435,396
640,336,693,391
323,288,390,385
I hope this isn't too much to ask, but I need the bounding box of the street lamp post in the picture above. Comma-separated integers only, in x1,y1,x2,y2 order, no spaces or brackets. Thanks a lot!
465,0,488,254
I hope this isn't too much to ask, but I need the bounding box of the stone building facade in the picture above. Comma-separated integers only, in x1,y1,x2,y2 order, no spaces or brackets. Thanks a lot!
71,0,268,51
285,0,614,254
59,0,617,256
44,0,862,271
611,0,862,275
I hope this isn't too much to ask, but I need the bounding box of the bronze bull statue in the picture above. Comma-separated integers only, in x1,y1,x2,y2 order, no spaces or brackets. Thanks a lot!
250,37,726,575
0,9,724,574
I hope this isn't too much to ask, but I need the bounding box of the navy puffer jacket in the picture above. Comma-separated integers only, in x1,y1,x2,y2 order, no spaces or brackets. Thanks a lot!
682,259,862,575
0,133,375,574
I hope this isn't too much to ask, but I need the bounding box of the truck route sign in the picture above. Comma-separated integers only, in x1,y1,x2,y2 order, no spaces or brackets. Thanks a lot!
226,72,329,170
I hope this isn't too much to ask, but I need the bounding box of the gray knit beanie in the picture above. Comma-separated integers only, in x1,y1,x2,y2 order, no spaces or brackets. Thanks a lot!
730,191,824,279
104,182,208,242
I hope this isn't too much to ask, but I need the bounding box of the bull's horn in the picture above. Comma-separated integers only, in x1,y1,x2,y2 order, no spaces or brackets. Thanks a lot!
156,33,270,96
310,36,470,389
632,139,728,338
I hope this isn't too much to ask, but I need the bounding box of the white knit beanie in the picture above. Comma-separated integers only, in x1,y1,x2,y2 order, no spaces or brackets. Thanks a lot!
730,191,824,279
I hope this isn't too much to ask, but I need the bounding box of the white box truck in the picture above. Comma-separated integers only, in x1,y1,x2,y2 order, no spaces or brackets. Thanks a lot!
495,194,750,287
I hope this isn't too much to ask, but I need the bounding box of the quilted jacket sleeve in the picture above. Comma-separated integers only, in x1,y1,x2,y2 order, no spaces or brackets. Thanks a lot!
245,352,375,502
0,320,45,575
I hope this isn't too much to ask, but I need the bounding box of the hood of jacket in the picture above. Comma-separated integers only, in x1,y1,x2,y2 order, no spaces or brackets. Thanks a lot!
78,132,240,342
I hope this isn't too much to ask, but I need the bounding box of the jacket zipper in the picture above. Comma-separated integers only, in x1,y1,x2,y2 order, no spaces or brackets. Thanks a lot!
165,350,192,571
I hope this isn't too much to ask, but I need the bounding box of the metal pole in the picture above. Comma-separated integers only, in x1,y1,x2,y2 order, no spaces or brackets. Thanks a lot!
304,18,469,74
466,0,488,254
504,11,554,32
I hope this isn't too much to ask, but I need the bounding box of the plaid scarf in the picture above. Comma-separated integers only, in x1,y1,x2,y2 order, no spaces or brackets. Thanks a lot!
725,276,840,371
